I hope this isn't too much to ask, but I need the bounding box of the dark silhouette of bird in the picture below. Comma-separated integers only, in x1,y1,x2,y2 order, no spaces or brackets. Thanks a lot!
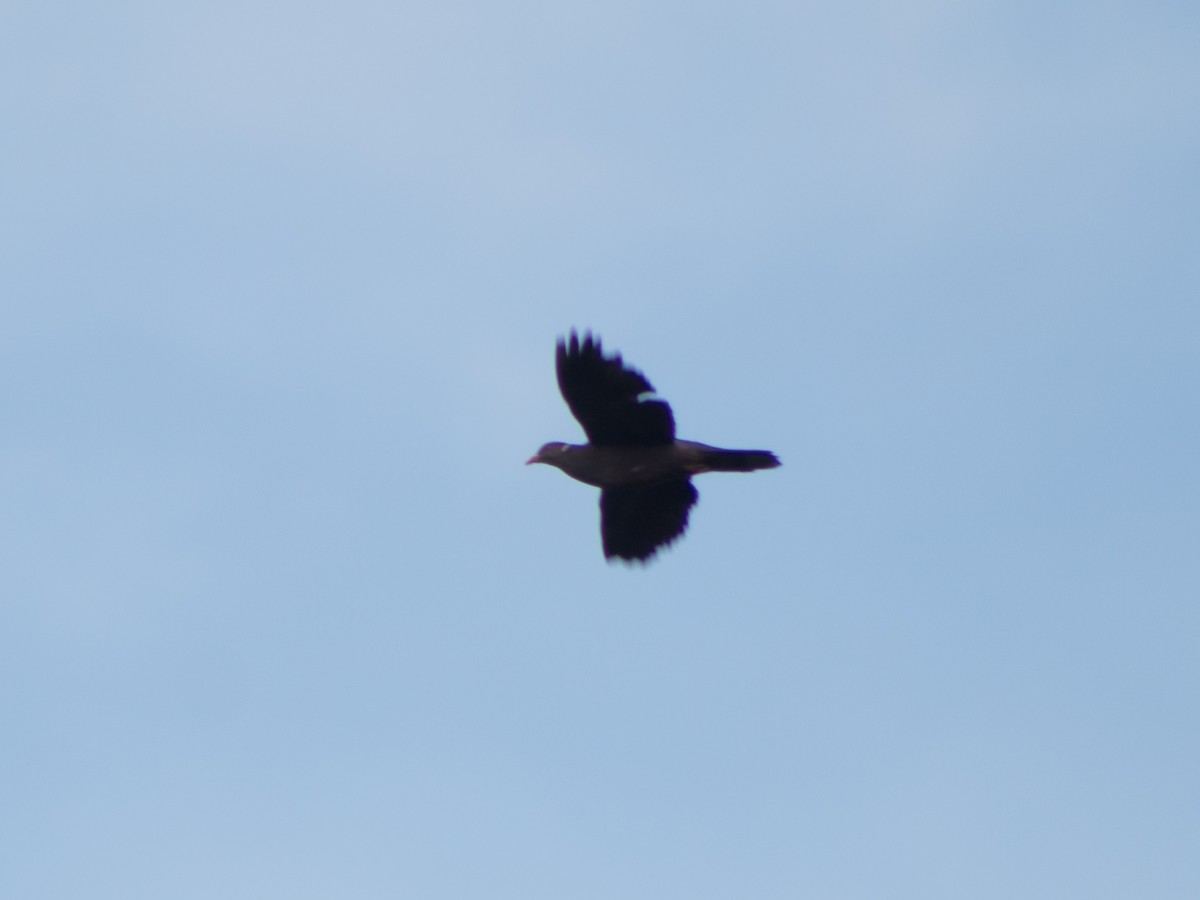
527,331,780,563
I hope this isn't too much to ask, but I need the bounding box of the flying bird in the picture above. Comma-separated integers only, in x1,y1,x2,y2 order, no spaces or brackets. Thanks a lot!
527,331,780,563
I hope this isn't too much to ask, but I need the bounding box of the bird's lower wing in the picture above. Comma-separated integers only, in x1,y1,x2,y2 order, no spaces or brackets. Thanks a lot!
599,480,698,562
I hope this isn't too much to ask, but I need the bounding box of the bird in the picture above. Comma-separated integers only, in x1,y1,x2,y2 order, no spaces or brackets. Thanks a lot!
527,330,780,563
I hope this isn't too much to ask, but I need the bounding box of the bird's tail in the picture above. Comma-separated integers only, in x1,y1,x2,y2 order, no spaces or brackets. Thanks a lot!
697,447,781,473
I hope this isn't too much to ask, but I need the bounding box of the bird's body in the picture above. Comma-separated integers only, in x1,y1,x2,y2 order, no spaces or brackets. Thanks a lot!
527,331,780,563
531,440,780,488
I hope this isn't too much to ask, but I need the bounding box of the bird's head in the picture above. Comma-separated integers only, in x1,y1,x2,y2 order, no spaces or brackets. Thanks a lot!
525,442,572,467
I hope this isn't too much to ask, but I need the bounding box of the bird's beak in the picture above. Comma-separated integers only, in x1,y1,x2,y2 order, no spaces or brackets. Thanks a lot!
525,454,542,465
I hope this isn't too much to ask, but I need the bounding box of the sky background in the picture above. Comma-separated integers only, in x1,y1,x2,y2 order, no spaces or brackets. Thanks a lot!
3,2,1199,897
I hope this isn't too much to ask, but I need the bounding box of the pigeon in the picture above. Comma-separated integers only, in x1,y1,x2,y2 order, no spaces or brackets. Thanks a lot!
527,331,780,563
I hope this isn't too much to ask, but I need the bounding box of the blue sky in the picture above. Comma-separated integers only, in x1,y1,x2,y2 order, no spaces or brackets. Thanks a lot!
3,2,1198,897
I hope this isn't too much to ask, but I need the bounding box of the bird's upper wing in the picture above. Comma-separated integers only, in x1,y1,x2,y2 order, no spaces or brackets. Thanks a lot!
556,331,675,446
600,480,697,562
